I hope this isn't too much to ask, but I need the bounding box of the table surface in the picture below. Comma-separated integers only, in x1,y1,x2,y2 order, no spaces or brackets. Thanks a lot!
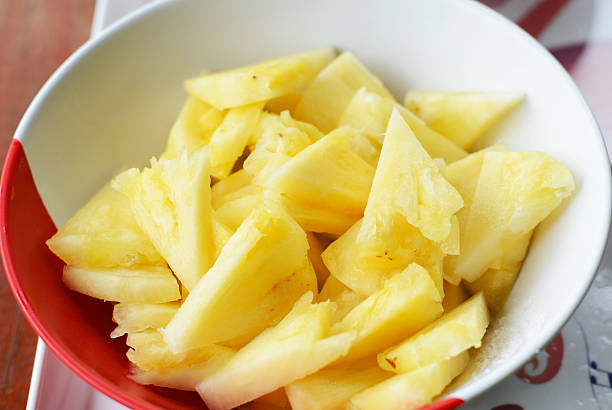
2,1,612,409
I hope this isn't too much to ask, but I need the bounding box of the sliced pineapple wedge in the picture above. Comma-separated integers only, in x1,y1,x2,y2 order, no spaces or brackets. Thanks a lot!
46,178,165,269
113,148,215,291
111,302,180,338
339,87,467,163
331,263,443,363
404,90,523,149
265,126,375,222
129,347,234,391
163,96,213,159
211,169,253,207
448,151,574,283
318,275,364,325
196,293,356,410
294,52,394,133
209,102,264,179
358,108,463,248
162,200,310,351
185,47,336,110
214,192,261,231
285,358,391,410
63,265,180,303
378,292,488,373
199,105,226,136
348,351,469,410
126,330,229,371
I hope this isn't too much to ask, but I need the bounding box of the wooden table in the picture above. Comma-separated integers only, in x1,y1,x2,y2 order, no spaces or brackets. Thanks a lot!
0,2,94,408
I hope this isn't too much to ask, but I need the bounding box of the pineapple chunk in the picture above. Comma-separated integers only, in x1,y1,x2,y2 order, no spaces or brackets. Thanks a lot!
285,358,390,410
465,268,518,313
199,106,226,136
331,264,443,363
46,178,165,269
404,91,523,149
294,52,393,132
185,48,336,110
211,169,253,207
266,191,358,236
306,232,331,287
265,127,375,220
129,347,234,390
111,302,179,338
349,132,380,167
440,215,460,256
196,293,356,410
209,102,264,179
349,352,469,410
213,180,262,210
214,192,261,231
322,219,444,297
113,148,215,291
339,88,467,163
62,265,180,303
126,329,230,370
448,151,574,282
442,281,469,312
358,108,463,248
163,96,213,159
211,217,233,259
378,293,488,373
318,275,364,324
162,201,310,351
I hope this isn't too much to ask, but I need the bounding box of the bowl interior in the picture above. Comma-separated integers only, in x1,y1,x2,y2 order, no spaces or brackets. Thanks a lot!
4,0,609,408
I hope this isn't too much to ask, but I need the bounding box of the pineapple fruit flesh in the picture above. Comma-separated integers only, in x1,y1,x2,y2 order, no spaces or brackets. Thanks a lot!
211,169,253,207
209,102,264,179
442,281,469,312
318,275,364,324
339,87,467,163
111,302,180,338
196,293,356,410
331,263,443,363
265,127,375,221
348,351,470,410
294,52,394,133
214,191,261,231
378,292,489,373
46,178,165,269
163,96,213,159
447,151,574,283
162,201,310,352
285,358,391,410
62,265,180,303
113,148,215,291
185,47,336,110
404,91,524,149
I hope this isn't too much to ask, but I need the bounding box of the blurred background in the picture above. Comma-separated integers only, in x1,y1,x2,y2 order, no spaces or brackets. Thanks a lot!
1,0,611,408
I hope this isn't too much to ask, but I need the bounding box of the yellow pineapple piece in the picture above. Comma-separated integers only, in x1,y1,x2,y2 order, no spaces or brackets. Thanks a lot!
162,201,310,351
285,358,390,410
331,264,443,363
265,92,303,114
442,281,469,312
448,151,574,283
349,352,469,410
196,293,356,410
349,131,380,167
111,302,180,338
404,91,523,149
322,219,444,297
185,48,336,110
265,127,375,221
211,169,253,207
318,275,364,324
163,96,213,159
294,52,393,132
129,347,234,390
46,178,165,269
62,265,180,303
339,88,467,163
266,191,358,237
358,109,463,249
126,330,230,371
209,102,264,179
199,106,226,136
440,215,460,256
113,148,215,290
214,192,261,231
378,293,488,373
306,232,331,288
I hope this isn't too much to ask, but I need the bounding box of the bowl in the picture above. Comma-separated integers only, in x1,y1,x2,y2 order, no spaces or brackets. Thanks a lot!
1,0,610,408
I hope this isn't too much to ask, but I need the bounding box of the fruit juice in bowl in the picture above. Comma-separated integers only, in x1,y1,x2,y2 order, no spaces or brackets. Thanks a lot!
1,0,609,409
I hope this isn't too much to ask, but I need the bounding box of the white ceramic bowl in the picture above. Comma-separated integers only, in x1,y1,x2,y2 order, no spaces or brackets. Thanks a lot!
2,0,610,408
